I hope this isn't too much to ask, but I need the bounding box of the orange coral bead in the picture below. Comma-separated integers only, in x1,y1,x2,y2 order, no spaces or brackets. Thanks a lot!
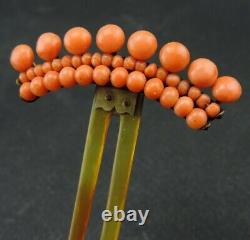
19,82,36,101
64,27,92,55
186,108,208,129
135,61,147,72
174,96,194,117
34,64,44,77
188,58,218,88
177,80,190,96
159,42,190,72
91,52,102,67
124,56,136,70
18,72,29,83
59,67,76,88
36,32,62,61
30,76,47,97
52,59,63,72
144,63,157,78
156,67,168,82
196,94,211,109
75,65,93,86
10,44,34,72
81,53,92,65
61,55,72,67
166,73,181,87
42,62,52,73
110,67,128,88
96,24,125,53
205,103,221,118
160,87,179,108
71,55,82,68
101,54,113,66
144,78,164,100
93,65,110,86
188,86,201,101
112,55,124,68
26,67,36,80
212,76,242,103
43,71,61,91
127,71,146,93
127,30,157,61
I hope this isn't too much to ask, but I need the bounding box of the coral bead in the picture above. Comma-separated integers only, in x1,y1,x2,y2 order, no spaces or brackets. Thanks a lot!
112,55,124,68
205,103,221,118
93,65,110,86
166,73,181,87
188,58,218,88
75,65,93,86
212,76,242,103
135,61,147,72
124,56,136,70
177,80,190,96
101,54,113,66
144,63,157,78
18,72,29,83
71,55,82,68
156,67,168,82
43,71,61,91
10,44,34,72
96,24,125,53
42,62,52,73
30,76,47,97
174,96,194,117
52,59,63,72
59,67,76,88
26,67,36,80
81,53,92,65
188,86,201,101
159,42,190,72
144,78,164,100
127,30,157,61
64,27,92,55
19,82,36,101
186,108,208,129
160,87,179,108
127,71,146,93
36,32,62,61
91,52,102,67
196,94,211,109
111,67,128,88
34,64,44,77
61,55,72,67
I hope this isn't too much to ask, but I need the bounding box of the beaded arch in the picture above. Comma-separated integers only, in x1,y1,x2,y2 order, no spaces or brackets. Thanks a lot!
10,24,242,130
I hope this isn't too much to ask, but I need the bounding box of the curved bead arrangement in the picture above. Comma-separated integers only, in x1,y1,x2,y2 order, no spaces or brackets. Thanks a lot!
10,24,242,130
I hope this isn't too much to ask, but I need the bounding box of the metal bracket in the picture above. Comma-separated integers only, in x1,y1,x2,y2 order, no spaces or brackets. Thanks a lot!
94,87,139,116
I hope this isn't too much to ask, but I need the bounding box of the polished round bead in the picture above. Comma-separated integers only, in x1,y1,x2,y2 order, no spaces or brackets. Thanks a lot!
91,52,102,67
111,67,128,88
19,82,36,101
144,78,164,100
124,56,136,70
59,67,76,88
75,65,93,86
188,58,218,88
174,96,194,117
144,63,157,78
127,30,157,60
52,59,63,72
159,42,190,72
112,55,124,68
212,76,242,103
196,94,211,109
96,24,125,53
186,108,208,129
26,67,36,80
81,53,92,65
166,73,181,87
177,80,190,96
42,62,52,73
160,87,179,109
156,67,168,82
135,61,147,72
36,32,62,61
34,64,44,77
71,55,82,68
93,65,110,86
127,71,146,93
10,44,34,72
61,55,72,67
30,76,47,97
205,103,221,118
64,27,92,55
43,71,61,91
18,72,29,83
101,54,113,66
188,86,201,101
